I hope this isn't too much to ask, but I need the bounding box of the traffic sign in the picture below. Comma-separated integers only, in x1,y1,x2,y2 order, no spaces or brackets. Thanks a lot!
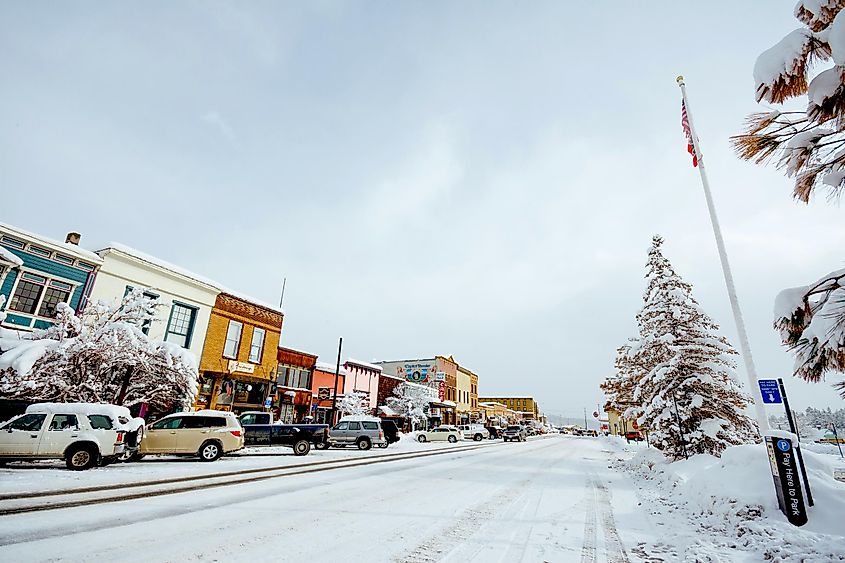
758,379,783,404
592,411,599,418
264,398,272,408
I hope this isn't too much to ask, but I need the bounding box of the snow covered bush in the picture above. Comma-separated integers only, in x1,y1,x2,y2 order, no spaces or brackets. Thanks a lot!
386,382,433,430
337,391,371,417
630,236,758,460
0,288,198,411
733,1,845,397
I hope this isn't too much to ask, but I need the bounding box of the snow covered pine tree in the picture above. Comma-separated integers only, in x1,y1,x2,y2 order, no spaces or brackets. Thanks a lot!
600,338,645,425
631,236,758,460
0,288,198,411
733,1,845,396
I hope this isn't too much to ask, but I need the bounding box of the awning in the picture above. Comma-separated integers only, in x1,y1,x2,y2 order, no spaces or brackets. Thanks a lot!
429,400,456,409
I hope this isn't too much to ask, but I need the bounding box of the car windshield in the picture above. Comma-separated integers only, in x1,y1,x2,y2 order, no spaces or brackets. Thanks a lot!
507,426,520,431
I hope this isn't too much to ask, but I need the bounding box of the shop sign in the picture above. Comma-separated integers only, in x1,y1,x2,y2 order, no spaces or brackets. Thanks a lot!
318,387,331,400
434,372,446,382
397,361,436,383
438,381,445,401
228,360,255,374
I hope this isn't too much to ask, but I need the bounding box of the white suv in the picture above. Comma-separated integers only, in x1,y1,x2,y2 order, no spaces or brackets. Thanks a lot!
457,424,490,441
0,403,128,470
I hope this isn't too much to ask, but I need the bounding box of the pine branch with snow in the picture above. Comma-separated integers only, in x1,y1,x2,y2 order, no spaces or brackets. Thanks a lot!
732,1,845,202
631,236,758,460
0,288,198,411
601,338,646,422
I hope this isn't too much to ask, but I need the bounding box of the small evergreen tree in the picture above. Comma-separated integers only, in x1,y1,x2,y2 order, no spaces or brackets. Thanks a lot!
601,338,645,423
632,236,758,460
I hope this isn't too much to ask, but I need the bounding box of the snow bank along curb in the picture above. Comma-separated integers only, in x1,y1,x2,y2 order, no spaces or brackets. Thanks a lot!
614,441,845,561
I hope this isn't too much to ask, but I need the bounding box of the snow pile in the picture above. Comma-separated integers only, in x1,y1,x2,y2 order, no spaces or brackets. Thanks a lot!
619,444,845,561
0,246,23,267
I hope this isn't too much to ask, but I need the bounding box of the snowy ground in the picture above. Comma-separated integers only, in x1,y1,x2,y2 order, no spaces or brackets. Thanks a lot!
0,435,843,562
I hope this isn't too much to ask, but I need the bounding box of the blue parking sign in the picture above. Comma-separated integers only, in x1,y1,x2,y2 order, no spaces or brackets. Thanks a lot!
758,379,782,404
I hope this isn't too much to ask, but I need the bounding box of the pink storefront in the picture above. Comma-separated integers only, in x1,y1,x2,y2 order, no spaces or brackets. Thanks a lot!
342,358,382,413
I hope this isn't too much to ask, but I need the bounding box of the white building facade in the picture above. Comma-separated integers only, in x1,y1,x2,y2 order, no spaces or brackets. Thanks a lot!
88,244,219,362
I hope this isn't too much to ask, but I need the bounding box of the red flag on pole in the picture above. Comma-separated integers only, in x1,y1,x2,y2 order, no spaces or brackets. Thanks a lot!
681,100,698,167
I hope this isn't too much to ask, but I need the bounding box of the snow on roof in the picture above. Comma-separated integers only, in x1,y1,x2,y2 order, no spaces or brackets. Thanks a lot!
0,246,23,267
99,242,283,315
344,358,383,372
315,361,349,375
99,242,219,291
0,222,102,263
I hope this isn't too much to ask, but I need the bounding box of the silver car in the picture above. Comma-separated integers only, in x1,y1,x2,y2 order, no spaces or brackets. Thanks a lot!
328,416,387,450
502,425,527,442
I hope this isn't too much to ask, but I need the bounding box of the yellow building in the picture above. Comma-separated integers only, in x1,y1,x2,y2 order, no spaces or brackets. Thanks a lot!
478,401,518,425
478,396,540,420
606,408,643,437
455,365,473,424
196,292,283,413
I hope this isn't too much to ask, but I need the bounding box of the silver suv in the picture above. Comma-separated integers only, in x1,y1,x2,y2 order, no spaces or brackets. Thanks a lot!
502,425,528,442
328,416,387,450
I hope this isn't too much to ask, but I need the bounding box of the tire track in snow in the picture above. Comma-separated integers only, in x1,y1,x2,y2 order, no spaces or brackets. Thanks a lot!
592,474,629,563
580,477,598,563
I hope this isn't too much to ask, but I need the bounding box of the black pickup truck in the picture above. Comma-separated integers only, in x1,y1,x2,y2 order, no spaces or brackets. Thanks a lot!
238,412,329,456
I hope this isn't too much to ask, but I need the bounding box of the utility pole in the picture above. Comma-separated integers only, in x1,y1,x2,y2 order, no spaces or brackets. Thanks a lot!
279,277,287,309
330,337,343,426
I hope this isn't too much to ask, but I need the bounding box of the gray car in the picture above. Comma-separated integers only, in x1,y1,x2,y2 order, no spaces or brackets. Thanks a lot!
502,425,527,442
328,416,387,450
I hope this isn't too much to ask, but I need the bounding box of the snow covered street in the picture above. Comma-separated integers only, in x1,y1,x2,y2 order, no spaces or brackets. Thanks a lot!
0,435,651,562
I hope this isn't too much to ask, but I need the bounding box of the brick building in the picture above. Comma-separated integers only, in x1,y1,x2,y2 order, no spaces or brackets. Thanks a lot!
276,346,317,423
478,396,541,420
311,362,347,425
197,292,282,413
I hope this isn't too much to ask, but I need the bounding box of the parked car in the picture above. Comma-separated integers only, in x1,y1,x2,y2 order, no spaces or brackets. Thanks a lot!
417,426,463,443
137,410,244,461
238,411,328,456
0,402,127,470
457,424,489,442
327,416,388,450
502,425,528,442
379,419,401,448
625,431,643,441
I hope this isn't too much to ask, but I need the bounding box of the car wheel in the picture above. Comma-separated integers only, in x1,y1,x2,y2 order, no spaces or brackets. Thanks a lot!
473,434,483,442
418,435,427,443
66,445,98,471
314,441,328,450
198,440,222,462
357,438,372,450
292,439,311,456
448,435,457,443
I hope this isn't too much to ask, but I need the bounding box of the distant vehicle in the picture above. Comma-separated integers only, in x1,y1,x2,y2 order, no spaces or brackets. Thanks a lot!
624,431,643,441
379,419,401,448
457,424,489,441
328,416,388,450
238,411,329,456
417,426,463,443
502,425,527,442
585,429,598,437
0,403,127,470
138,410,244,461
485,426,503,439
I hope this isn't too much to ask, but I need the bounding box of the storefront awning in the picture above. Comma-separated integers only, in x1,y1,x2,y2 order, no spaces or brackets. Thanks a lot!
429,400,456,409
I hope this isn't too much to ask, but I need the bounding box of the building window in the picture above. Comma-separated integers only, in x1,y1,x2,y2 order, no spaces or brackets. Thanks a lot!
248,327,265,363
76,261,96,271
26,244,51,257
37,280,72,318
1,237,25,249
54,254,74,265
8,273,47,314
223,320,243,359
165,302,197,348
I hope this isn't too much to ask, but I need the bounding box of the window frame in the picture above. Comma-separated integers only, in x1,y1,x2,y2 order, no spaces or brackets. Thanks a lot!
248,327,266,364
223,320,243,359
6,269,77,320
164,301,198,348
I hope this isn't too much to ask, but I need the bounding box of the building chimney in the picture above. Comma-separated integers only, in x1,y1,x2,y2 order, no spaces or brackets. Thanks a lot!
65,232,81,245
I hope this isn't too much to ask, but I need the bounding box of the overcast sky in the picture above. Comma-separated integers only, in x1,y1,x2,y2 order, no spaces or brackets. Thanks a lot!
2,1,843,418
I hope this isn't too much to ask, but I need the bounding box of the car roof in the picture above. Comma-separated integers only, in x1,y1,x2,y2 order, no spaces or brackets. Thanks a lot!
162,410,237,418
26,403,131,418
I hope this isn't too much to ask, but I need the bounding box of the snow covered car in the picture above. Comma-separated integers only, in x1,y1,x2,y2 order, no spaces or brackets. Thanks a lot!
137,410,244,461
502,425,527,442
417,426,463,443
457,424,489,441
0,403,127,470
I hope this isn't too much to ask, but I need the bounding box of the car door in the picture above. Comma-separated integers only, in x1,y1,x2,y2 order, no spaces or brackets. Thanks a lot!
0,413,47,455
143,416,182,453
346,422,361,443
431,428,446,442
38,414,80,456
178,416,210,453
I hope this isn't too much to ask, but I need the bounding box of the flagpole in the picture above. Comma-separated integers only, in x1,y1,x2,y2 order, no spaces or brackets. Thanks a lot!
676,75,769,434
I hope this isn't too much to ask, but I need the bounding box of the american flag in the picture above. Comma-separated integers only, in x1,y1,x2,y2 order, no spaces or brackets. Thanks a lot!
681,100,698,167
